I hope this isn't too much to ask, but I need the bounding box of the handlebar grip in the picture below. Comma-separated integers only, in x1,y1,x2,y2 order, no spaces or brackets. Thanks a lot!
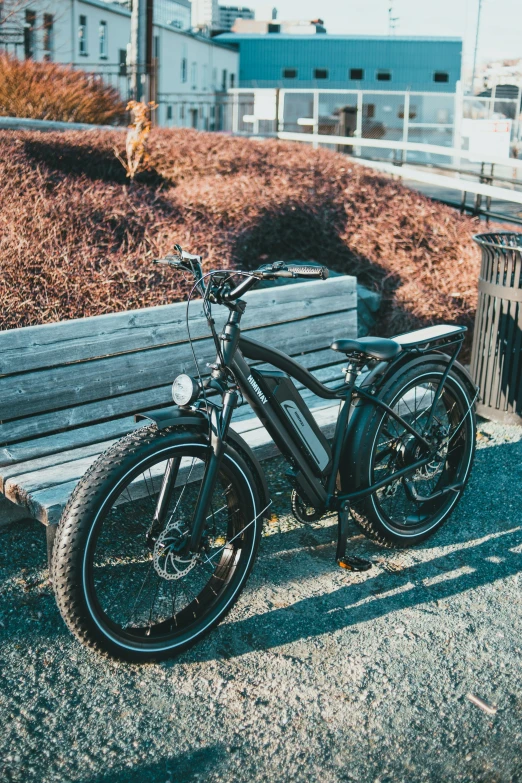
286,265,329,280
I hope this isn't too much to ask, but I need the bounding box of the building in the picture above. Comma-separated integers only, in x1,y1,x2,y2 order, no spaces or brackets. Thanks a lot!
191,0,219,31
213,33,462,92
232,17,326,34
0,0,239,128
218,5,255,33
155,0,192,30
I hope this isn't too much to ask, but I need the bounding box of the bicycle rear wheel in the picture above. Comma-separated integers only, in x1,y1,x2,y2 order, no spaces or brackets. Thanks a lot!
348,362,476,547
52,427,263,661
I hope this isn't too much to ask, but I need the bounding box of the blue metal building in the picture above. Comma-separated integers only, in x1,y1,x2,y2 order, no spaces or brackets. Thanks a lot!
213,34,462,92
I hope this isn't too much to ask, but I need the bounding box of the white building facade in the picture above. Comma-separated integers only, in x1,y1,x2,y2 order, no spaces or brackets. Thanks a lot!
0,0,238,128
190,0,219,31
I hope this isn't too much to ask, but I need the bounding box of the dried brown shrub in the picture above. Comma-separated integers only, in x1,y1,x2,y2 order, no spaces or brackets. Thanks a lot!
0,127,489,348
0,54,125,124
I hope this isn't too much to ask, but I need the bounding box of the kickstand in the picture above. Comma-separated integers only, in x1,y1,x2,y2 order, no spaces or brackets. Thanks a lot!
336,503,373,572
336,503,350,562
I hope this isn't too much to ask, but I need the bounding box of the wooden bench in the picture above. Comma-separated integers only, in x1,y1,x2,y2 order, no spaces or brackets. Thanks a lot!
0,275,357,531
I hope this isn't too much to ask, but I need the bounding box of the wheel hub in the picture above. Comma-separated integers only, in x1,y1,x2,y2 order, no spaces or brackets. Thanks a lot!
153,519,198,581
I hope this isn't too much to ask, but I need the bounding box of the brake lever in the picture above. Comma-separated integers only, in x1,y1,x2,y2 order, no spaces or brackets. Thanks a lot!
153,256,186,268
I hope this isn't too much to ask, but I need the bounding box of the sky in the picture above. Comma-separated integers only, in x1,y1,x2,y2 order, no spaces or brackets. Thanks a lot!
251,0,522,68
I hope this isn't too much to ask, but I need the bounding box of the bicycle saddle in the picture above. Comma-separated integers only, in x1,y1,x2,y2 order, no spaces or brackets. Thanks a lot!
330,336,402,361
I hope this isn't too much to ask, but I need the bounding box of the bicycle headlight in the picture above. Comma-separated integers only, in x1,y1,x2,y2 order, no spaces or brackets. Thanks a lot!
172,374,200,407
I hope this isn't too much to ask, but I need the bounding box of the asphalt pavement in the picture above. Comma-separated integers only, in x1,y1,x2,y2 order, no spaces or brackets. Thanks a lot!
0,419,521,783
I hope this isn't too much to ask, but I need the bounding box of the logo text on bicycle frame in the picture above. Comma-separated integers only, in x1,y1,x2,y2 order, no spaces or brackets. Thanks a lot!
247,375,267,404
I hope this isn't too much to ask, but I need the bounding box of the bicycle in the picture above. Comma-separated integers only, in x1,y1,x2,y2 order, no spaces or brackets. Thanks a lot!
52,247,477,661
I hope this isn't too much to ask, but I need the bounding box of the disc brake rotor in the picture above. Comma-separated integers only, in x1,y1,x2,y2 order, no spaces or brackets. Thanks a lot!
153,520,198,581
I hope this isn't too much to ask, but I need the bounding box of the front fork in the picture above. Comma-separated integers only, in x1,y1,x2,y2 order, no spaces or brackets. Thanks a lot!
186,389,238,554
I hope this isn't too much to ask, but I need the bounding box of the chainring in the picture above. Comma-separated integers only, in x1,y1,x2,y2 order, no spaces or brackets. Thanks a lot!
290,489,323,525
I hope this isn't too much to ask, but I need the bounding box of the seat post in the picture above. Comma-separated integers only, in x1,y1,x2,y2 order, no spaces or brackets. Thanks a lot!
343,360,361,387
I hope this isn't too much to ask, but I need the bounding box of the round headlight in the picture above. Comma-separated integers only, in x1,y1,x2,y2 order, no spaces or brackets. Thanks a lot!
172,374,200,407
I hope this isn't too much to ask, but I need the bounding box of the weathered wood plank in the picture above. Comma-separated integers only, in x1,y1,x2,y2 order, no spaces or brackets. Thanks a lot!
0,418,142,468
0,349,347,447
4,386,335,498
0,277,356,374
6,399,341,524
0,440,117,491
0,360,345,469
0,309,356,424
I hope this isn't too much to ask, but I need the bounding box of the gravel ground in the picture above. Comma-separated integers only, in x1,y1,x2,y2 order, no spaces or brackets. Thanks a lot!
1,419,521,783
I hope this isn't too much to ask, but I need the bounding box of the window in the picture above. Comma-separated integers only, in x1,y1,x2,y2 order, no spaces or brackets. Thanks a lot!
167,105,173,120
99,21,107,58
212,67,217,88
181,57,187,83
24,10,36,59
153,35,159,59
78,15,88,56
43,14,54,61
314,68,328,80
376,70,391,81
202,64,208,90
268,23,280,32
191,62,197,89
350,68,364,80
398,104,417,119
119,48,127,76
434,71,449,83
283,68,297,79
230,72,235,88
364,104,375,119
221,69,227,91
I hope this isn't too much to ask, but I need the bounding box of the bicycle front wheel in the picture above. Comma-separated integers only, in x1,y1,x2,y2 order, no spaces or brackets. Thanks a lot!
52,426,263,661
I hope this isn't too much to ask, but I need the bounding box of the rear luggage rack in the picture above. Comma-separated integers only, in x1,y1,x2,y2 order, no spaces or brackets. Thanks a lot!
393,325,466,353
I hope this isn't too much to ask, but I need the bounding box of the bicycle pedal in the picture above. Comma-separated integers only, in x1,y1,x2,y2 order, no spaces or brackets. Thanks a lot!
337,556,373,572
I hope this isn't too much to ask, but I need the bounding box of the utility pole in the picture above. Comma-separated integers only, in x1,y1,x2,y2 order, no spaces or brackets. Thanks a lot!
470,0,483,95
130,0,152,102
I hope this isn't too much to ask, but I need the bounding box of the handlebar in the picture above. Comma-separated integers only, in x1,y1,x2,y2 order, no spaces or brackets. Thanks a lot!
274,264,329,280
153,249,329,303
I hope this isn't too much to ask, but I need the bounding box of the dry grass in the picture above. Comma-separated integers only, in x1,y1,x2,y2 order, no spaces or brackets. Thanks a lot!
0,55,125,124
0,127,486,346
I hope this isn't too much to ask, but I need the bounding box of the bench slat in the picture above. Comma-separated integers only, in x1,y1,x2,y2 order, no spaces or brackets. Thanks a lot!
0,349,347,450
0,278,356,374
10,402,341,525
2,381,340,491
0,274,359,525
0,310,356,423
0,360,346,470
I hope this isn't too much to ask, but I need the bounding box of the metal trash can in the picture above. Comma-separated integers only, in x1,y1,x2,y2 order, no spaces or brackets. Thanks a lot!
470,232,522,424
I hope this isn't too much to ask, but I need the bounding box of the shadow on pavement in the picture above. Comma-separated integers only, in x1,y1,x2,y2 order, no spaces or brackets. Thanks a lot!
77,745,227,783
205,522,522,660
0,440,520,657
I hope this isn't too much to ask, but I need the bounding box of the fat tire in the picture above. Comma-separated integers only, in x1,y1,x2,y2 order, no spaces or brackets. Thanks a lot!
52,425,263,661
348,363,476,548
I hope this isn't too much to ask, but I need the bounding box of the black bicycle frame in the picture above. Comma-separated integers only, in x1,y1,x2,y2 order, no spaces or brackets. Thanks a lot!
185,302,466,554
